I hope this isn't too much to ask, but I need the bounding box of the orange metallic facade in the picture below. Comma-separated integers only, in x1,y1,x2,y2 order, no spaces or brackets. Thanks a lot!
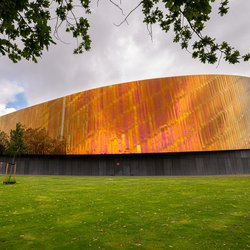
0,75,250,154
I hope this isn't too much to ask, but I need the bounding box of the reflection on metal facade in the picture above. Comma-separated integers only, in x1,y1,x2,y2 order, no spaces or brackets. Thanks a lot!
0,75,250,154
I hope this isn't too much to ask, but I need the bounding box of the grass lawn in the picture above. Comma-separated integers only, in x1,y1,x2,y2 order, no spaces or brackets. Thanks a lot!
0,176,249,250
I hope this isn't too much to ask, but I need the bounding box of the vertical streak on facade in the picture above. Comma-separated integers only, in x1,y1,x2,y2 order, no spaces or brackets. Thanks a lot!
60,97,66,140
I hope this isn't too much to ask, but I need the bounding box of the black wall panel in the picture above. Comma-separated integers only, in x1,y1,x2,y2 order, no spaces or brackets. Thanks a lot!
0,150,250,176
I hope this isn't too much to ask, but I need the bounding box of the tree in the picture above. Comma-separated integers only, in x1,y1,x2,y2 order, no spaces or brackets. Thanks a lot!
0,123,67,156
24,127,53,154
24,127,66,154
0,0,90,62
7,122,27,156
0,0,249,64
50,137,67,155
0,130,9,155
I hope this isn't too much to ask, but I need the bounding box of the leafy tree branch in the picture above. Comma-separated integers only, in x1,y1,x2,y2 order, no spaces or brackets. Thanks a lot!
0,0,249,64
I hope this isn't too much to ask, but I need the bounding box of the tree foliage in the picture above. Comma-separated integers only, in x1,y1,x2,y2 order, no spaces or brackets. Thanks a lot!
7,122,27,156
0,130,9,154
24,127,66,154
0,123,66,155
0,0,91,62
139,0,250,64
0,0,249,64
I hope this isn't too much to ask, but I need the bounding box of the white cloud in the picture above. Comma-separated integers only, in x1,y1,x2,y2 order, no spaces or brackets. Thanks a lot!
0,1,249,110
0,104,16,116
0,79,24,115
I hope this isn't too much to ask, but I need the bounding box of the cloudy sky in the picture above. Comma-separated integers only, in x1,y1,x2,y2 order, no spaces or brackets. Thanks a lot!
0,0,249,116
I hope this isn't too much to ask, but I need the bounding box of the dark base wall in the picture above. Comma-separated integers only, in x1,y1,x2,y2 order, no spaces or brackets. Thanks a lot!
1,150,250,176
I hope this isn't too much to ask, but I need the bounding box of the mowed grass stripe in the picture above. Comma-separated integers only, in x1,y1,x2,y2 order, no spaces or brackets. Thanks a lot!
0,176,249,250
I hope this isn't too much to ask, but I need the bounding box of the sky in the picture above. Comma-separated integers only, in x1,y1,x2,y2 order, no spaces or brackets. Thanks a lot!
0,0,250,116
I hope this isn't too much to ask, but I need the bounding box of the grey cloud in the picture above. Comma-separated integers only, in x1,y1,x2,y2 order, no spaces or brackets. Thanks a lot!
0,0,249,110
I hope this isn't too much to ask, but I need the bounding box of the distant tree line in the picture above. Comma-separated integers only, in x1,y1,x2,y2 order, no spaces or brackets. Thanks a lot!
0,122,66,156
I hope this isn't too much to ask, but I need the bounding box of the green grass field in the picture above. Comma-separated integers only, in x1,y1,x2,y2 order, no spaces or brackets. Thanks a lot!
0,176,249,250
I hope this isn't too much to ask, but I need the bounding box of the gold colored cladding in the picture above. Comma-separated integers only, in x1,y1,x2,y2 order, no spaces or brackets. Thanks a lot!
0,75,249,154
0,98,64,139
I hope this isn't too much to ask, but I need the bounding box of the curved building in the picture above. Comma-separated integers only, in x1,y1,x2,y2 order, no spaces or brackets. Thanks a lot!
1,74,250,154
0,75,250,175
